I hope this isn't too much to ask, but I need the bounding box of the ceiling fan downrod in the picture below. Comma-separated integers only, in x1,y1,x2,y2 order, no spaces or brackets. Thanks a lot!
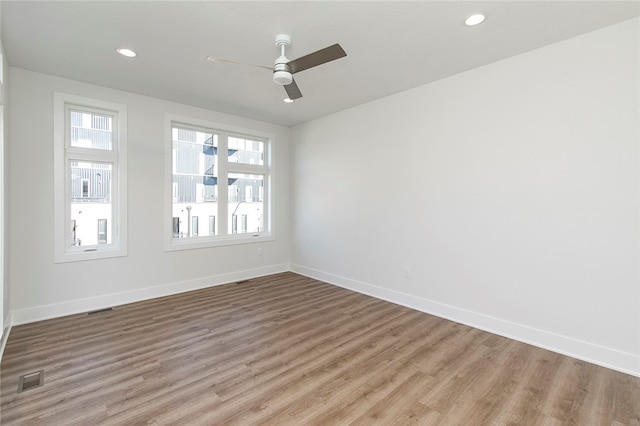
273,34,293,85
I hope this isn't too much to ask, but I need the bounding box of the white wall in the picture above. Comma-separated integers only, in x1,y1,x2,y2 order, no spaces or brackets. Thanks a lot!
7,68,291,323
4,16,638,378
291,18,640,376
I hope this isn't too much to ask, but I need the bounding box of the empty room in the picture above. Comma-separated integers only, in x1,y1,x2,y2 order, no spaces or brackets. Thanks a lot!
0,1,639,424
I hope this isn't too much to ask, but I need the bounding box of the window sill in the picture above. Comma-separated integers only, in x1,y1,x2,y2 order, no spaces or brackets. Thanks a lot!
164,233,274,252
54,247,128,263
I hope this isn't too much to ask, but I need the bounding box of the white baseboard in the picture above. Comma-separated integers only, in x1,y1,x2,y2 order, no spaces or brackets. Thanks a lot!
290,264,640,378
8,263,639,378
11,264,290,326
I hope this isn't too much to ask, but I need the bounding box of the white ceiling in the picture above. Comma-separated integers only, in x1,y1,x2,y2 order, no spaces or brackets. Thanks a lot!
2,1,639,127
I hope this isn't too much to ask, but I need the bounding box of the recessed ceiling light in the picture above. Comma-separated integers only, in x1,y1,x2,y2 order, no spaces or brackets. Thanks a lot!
116,48,136,58
464,13,486,26
283,98,294,103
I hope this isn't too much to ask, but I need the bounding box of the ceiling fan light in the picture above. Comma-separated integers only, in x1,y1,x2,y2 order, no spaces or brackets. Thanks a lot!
273,70,293,85
116,47,136,58
465,13,486,26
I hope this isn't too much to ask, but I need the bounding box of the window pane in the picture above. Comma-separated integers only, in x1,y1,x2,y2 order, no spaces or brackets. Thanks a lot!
70,110,113,150
228,173,264,234
172,126,218,239
69,161,112,247
228,136,264,165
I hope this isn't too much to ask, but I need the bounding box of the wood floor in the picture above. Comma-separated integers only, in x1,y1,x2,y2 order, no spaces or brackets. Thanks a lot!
1,272,639,425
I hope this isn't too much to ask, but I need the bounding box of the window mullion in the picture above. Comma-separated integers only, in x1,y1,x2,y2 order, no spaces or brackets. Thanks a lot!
226,163,267,175
66,149,116,163
218,132,229,236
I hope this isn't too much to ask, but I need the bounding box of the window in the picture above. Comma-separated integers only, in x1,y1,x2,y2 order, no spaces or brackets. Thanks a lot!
81,179,90,198
71,220,77,246
173,217,180,238
232,215,238,234
191,216,199,237
209,215,216,236
54,93,127,262
241,214,248,233
97,219,107,244
166,116,271,250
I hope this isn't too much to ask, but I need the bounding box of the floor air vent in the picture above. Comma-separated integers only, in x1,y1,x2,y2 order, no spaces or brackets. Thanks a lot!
87,307,113,315
17,370,44,393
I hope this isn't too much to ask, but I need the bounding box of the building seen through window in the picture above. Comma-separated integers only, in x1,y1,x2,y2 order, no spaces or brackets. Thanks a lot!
69,110,115,247
171,125,267,241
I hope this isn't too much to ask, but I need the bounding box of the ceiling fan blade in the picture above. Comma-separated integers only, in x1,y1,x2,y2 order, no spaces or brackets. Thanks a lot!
288,44,346,74
206,56,272,71
284,78,303,100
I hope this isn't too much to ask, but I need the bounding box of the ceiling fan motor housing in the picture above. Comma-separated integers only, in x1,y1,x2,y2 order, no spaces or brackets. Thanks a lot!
273,61,292,85
273,35,293,85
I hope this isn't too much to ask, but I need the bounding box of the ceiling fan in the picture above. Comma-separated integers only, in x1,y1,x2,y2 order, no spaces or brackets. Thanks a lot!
207,34,347,101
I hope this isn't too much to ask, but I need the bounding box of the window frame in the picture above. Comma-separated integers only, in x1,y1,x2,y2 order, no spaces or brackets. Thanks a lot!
53,93,128,263
164,114,273,251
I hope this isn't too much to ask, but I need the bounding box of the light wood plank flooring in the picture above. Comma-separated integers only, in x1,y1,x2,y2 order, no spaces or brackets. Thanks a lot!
1,272,639,425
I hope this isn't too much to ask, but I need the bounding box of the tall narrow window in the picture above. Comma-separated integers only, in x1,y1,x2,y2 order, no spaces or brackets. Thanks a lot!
71,220,77,246
241,214,248,233
192,216,199,237
173,217,180,238
167,117,271,250
232,215,238,234
54,93,127,262
97,219,107,244
81,179,90,198
209,216,216,235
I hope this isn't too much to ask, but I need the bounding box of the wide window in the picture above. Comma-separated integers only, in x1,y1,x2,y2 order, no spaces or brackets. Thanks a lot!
54,94,127,262
166,117,271,250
